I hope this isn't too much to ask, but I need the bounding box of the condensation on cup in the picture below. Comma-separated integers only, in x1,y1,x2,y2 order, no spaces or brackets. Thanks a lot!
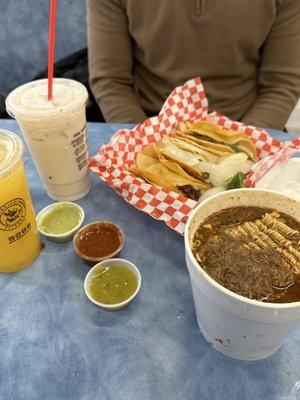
6,78,91,201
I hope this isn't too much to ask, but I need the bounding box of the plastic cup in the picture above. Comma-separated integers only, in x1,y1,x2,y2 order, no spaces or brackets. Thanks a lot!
185,189,300,361
84,258,141,311
6,78,91,201
0,130,41,272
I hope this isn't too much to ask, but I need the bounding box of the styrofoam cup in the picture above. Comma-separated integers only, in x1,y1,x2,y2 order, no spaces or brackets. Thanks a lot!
185,189,300,361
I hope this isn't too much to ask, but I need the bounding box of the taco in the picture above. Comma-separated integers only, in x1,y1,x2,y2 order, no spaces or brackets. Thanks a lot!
130,147,211,200
130,162,207,200
179,121,257,162
129,121,257,201
157,138,210,180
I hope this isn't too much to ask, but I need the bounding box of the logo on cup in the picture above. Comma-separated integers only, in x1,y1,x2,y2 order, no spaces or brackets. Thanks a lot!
0,198,26,231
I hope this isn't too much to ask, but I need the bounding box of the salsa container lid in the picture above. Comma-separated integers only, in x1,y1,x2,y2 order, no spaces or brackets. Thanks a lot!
256,157,300,201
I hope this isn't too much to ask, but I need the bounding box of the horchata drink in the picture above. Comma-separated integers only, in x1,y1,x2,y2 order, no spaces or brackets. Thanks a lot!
6,78,91,201
0,130,41,272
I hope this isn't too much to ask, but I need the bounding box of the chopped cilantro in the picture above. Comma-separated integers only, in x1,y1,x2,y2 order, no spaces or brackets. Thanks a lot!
226,172,246,190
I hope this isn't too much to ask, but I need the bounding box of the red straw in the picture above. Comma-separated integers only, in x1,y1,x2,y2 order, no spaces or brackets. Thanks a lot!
47,0,57,100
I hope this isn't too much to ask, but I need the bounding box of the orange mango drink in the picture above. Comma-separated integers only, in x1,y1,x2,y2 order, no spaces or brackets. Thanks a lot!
0,130,40,272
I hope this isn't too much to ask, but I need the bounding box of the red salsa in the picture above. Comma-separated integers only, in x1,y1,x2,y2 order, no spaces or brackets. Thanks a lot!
76,222,122,259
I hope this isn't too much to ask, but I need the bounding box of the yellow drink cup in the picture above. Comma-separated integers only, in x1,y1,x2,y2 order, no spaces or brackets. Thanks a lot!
0,130,41,272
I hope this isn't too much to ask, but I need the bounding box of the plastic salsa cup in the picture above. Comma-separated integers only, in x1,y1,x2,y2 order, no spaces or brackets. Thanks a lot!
73,220,125,263
36,201,84,242
84,258,141,311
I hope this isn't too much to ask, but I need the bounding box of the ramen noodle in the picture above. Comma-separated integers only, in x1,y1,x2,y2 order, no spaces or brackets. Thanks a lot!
192,207,300,303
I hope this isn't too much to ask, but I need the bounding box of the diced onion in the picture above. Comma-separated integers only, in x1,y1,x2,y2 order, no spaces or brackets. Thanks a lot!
196,153,252,187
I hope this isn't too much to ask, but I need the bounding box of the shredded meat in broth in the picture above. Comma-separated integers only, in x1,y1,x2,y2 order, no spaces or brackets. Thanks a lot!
192,207,300,303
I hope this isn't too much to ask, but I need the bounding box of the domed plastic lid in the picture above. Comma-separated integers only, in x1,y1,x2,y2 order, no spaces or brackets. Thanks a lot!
6,78,88,119
0,130,23,179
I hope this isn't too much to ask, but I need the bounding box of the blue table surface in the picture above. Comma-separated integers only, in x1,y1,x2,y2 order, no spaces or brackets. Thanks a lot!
0,119,299,400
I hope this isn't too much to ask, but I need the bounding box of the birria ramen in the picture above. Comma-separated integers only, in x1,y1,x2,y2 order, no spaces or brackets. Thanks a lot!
192,207,300,303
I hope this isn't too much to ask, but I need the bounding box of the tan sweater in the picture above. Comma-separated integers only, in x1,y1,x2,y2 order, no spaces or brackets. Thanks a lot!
87,0,300,130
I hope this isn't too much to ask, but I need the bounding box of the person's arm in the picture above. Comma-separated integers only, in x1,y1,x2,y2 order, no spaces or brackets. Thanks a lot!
241,0,300,130
87,0,147,123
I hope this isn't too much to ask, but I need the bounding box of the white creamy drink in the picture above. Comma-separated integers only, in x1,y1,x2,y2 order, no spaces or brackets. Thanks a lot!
6,78,91,201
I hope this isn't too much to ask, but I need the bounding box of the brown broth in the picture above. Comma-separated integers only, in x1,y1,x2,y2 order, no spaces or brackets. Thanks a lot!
192,207,300,303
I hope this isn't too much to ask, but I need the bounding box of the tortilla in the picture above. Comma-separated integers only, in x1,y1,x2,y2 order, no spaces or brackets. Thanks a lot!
181,121,248,140
140,143,160,160
174,131,234,155
130,161,208,199
159,158,211,189
172,133,230,159
158,147,206,181
130,165,180,193
136,153,158,169
170,138,219,163
179,121,257,161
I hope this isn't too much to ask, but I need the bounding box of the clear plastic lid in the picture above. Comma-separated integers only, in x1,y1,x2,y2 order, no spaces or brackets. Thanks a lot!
6,78,88,119
0,130,23,179
256,157,300,201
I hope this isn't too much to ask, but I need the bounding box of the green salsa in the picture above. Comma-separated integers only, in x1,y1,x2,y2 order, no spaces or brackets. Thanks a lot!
88,265,138,305
40,204,81,234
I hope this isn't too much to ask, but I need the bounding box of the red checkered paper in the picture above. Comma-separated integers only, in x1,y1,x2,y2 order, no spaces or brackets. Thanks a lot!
90,77,300,235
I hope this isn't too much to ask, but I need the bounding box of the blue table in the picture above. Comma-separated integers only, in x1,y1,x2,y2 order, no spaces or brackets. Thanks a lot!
0,120,299,400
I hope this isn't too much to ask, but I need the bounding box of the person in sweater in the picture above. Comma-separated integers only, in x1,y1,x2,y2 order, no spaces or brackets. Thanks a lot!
87,0,300,130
